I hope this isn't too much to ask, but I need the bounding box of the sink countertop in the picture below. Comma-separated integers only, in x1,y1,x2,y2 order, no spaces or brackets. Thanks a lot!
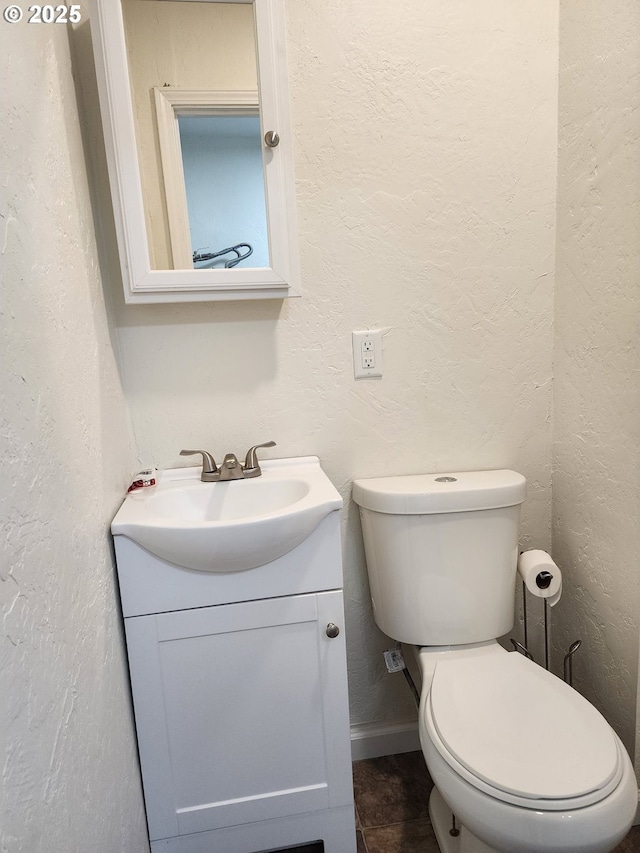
111,455,343,573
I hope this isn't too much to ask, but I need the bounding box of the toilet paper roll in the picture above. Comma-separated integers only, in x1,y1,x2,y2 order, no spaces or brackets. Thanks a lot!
517,549,562,607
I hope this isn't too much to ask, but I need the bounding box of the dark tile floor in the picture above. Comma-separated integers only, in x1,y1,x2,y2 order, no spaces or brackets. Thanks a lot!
352,751,640,853
353,752,436,852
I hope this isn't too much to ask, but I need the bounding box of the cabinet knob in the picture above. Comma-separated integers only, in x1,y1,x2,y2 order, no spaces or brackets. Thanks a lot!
326,623,340,639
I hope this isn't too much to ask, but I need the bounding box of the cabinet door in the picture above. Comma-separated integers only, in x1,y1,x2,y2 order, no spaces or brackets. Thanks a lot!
124,591,352,842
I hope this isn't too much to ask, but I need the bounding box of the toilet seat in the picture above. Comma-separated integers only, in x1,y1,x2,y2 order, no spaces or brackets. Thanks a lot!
423,651,623,811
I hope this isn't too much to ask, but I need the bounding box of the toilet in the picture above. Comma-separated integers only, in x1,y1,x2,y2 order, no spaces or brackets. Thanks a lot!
352,469,637,853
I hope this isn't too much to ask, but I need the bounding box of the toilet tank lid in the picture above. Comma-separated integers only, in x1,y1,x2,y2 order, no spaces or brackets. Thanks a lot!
352,469,526,514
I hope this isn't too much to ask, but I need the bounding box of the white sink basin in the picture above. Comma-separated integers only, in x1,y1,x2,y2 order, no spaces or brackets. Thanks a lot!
111,456,342,572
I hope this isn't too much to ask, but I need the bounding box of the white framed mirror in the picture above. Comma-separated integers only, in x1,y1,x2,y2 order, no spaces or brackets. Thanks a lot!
89,0,300,303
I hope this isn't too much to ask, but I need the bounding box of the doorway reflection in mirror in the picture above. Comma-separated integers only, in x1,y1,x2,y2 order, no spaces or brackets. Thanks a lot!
179,114,268,269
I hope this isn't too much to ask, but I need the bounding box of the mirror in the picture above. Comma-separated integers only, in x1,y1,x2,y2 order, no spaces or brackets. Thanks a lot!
90,0,299,302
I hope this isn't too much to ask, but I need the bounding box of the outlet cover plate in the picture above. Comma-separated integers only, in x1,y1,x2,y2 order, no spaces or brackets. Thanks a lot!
352,329,383,379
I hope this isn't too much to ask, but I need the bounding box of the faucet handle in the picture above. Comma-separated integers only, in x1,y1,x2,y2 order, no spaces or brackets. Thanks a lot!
180,449,218,475
243,441,276,477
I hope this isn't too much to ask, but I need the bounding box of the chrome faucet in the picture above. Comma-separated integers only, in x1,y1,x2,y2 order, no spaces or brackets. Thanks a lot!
179,449,219,481
218,452,244,481
242,442,276,478
180,442,276,482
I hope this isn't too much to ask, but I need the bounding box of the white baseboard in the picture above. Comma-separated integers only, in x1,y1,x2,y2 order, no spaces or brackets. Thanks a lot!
350,720,420,762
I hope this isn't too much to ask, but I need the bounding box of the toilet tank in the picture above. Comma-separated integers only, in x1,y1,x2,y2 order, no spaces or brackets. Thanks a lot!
352,470,526,646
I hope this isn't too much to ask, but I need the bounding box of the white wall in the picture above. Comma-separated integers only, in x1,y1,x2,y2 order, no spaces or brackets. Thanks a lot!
113,0,559,728
0,21,148,853
553,0,640,758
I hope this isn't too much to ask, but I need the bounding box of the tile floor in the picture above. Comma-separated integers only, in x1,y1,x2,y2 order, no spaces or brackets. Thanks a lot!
351,751,640,853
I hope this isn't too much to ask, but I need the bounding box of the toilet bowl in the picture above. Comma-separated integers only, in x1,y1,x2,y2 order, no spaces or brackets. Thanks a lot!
352,469,638,853
413,642,637,853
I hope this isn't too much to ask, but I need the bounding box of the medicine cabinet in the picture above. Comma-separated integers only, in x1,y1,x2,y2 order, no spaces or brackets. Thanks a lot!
89,0,300,303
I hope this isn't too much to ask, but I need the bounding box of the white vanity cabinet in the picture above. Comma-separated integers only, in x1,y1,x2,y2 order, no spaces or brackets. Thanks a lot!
113,509,356,853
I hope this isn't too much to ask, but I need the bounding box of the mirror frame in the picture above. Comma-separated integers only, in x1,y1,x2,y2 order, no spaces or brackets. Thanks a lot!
89,0,300,303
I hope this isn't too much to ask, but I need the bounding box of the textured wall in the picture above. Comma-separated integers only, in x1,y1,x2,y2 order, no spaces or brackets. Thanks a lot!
0,20,148,853
553,0,640,758
112,0,558,727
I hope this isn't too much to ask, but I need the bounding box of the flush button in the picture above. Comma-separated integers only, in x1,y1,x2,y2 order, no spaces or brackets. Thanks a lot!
435,476,457,483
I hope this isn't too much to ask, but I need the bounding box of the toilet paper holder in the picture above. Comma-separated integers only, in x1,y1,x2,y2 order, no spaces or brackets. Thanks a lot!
515,578,582,687
510,638,534,660
511,631,582,688
563,639,582,687
536,570,553,589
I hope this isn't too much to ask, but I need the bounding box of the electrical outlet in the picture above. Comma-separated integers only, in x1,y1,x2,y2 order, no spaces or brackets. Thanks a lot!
352,329,384,379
